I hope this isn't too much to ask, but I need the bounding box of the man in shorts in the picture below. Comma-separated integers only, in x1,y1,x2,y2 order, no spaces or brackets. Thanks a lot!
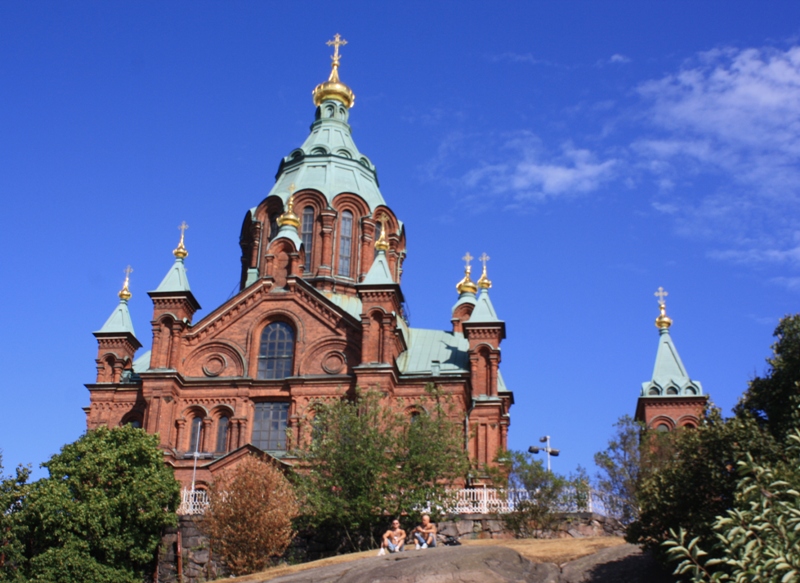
378,518,406,555
413,514,437,549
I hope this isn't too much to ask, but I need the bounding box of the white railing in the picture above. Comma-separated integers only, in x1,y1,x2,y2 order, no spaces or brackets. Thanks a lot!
178,488,209,515
177,486,625,519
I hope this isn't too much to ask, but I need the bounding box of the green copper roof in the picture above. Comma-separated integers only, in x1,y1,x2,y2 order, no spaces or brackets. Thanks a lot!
267,99,386,211
321,291,363,320
133,350,151,372
469,289,502,323
96,298,137,336
397,328,470,375
641,328,703,397
154,257,191,293
361,249,394,285
452,290,477,314
273,224,303,250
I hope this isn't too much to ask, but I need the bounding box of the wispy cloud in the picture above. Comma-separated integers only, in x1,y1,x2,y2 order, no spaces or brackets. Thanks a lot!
636,45,800,268
448,132,617,204
487,52,564,68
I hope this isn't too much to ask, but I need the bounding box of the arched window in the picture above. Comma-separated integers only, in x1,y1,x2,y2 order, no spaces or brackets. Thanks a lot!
269,212,279,241
648,387,660,396
301,206,315,271
216,416,229,453
337,211,353,276
127,419,142,429
666,387,679,395
655,423,670,432
257,322,295,379
189,416,204,453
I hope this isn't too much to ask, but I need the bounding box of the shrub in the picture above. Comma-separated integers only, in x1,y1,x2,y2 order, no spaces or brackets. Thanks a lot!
203,454,299,576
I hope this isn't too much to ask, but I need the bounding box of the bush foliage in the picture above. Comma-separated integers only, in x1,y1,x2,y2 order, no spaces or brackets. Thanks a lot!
0,425,180,583
203,454,299,576
292,384,469,553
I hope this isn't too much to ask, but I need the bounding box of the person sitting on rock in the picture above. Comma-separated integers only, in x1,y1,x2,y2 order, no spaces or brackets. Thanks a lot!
378,519,406,555
413,514,437,549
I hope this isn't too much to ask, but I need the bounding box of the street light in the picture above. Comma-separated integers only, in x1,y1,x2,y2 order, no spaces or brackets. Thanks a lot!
528,435,560,472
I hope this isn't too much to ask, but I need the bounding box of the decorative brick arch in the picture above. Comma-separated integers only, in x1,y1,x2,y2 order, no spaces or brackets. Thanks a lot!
248,314,300,379
649,415,675,431
183,340,246,378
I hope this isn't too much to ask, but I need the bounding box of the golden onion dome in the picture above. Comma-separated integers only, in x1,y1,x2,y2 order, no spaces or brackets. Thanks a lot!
118,266,132,301
312,34,355,108
655,304,673,329
456,266,478,295
477,265,492,290
277,194,300,229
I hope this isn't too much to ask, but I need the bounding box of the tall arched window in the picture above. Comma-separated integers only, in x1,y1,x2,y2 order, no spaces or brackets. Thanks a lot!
301,206,315,271
257,322,294,379
216,416,229,453
337,211,353,276
189,416,204,453
268,212,279,240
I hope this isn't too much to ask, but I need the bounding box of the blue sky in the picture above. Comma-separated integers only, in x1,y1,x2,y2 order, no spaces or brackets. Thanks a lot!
2,2,800,480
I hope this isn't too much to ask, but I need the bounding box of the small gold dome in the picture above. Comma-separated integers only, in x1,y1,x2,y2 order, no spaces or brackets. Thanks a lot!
277,195,300,229
456,267,478,295
655,305,672,329
312,34,355,108
477,265,492,290
173,221,189,259
119,266,132,301
313,64,355,108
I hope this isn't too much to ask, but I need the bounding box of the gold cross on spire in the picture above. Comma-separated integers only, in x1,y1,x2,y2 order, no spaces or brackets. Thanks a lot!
477,252,492,290
288,182,296,195
654,286,668,307
326,33,348,64
462,252,473,270
119,265,133,301
374,213,389,251
174,221,189,259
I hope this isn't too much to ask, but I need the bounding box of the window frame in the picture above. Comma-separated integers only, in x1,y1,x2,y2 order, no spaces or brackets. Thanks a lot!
257,321,295,380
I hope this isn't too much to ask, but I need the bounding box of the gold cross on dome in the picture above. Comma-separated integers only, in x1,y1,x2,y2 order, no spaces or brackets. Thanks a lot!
462,252,473,269
178,221,189,237
288,182,296,195
326,33,348,64
655,286,669,306
479,252,490,269
123,265,133,281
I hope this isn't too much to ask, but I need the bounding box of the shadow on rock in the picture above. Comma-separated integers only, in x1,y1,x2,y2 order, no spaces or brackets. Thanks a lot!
560,544,675,583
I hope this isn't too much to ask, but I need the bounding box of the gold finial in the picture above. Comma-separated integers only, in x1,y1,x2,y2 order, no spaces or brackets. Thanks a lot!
477,252,492,290
312,34,355,108
374,214,389,251
173,221,189,259
654,286,672,329
277,184,300,229
119,265,133,301
456,252,478,294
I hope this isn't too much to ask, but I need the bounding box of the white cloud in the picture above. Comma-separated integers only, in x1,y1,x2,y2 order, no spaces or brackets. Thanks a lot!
635,45,800,267
460,133,617,202
609,54,631,64
487,52,562,68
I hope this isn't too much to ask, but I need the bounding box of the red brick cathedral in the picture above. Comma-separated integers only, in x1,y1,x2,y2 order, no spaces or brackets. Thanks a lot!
86,37,513,489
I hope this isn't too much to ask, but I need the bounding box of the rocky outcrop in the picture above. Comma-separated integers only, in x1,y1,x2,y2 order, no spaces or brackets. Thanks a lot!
254,544,674,583
436,512,625,542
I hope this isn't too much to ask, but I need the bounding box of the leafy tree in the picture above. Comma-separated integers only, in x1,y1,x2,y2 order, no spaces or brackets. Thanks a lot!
0,454,31,581
203,454,299,576
293,384,468,553
593,415,644,525
502,451,569,537
627,408,782,565
735,314,800,442
664,430,800,582
4,425,180,583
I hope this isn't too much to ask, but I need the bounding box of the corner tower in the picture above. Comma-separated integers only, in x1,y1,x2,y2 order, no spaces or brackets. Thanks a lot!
635,287,707,430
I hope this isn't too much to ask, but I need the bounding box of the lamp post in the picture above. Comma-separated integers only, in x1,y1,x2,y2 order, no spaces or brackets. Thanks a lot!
528,435,560,472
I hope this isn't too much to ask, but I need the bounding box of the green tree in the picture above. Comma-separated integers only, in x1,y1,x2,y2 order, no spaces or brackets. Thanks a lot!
735,314,800,442
5,425,180,583
664,430,800,582
593,415,644,525
627,409,782,564
0,454,31,581
293,384,468,554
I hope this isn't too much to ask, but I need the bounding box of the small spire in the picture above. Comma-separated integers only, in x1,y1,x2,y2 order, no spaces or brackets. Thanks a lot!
456,252,478,294
374,214,389,251
312,34,355,108
277,184,300,229
173,221,189,259
118,265,133,301
654,286,673,330
477,252,492,290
